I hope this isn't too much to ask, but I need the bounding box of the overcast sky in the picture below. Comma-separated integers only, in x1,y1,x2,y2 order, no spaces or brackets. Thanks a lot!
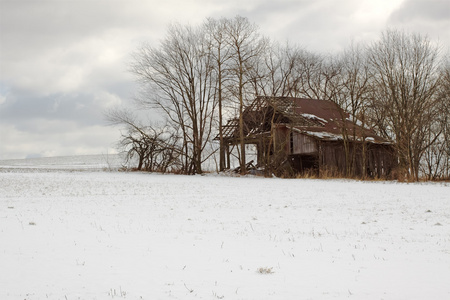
0,0,449,159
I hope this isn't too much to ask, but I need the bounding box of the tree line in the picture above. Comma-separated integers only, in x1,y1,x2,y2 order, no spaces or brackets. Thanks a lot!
107,16,450,181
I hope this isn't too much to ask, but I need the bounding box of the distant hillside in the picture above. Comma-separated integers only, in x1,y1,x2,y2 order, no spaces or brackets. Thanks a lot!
0,154,129,171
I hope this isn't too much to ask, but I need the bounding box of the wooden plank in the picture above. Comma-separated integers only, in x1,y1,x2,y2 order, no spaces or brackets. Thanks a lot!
292,133,318,154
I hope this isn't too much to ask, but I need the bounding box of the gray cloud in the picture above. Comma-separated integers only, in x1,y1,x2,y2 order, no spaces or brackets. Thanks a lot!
252,0,379,52
0,90,112,129
0,0,222,159
389,0,449,22
0,0,448,159
388,0,450,47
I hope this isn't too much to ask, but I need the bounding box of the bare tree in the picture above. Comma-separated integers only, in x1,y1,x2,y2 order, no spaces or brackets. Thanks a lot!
105,108,182,172
205,18,233,171
130,23,218,174
422,57,450,180
440,59,450,179
290,51,343,101
224,16,268,174
367,30,442,181
249,42,304,97
331,43,373,177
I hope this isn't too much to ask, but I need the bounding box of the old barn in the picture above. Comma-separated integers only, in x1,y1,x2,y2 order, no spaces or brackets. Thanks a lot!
220,96,396,177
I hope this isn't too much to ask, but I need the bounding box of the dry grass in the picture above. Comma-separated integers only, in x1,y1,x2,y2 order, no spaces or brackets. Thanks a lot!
257,267,274,274
292,167,396,181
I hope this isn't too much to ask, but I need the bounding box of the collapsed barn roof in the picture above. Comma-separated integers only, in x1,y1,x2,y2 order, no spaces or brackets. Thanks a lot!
220,96,392,144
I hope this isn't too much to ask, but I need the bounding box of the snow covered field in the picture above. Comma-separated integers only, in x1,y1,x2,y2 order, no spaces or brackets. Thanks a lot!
1,156,449,299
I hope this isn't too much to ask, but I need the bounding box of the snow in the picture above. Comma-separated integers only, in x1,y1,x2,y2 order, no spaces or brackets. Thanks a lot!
346,116,371,130
1,156,450,299
304,130,343,141
301,113,328,125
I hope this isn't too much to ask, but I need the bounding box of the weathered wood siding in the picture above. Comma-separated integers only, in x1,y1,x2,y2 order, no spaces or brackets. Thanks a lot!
318,141,396,177
292,133,318,154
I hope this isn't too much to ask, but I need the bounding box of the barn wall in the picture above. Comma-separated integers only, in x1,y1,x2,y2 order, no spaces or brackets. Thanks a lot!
292,133,318,154
366,144,397,177
251,124,396,178
319,141,396,177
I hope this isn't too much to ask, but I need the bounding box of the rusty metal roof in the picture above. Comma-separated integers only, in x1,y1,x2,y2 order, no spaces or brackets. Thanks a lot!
262,96,391,144
219,96,392,144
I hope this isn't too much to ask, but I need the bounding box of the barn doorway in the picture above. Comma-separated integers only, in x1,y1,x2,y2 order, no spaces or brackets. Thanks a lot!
289,154,319,174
